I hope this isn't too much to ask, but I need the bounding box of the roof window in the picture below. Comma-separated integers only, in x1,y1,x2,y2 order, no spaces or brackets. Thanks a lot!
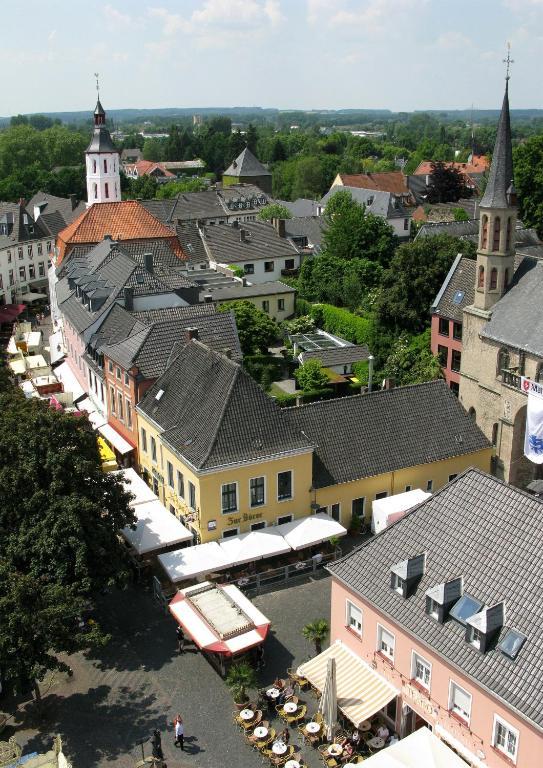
449,594,483,626
498,629,526,660
453,290,465,304
155,389,164,401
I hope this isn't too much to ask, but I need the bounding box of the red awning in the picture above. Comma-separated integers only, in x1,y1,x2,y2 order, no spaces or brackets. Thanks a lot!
0,304,26,324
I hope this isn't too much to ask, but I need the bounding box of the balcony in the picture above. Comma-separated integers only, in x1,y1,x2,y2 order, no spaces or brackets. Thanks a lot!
501,368,522,390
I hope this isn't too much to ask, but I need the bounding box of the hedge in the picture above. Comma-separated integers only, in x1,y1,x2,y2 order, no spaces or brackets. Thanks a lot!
295,297,313,317
273,387,335,408
310,303,373,346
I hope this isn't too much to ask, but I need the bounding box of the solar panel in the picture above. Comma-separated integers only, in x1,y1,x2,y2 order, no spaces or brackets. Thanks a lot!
498,629,526,660
449,594,483,625
453,290,465,305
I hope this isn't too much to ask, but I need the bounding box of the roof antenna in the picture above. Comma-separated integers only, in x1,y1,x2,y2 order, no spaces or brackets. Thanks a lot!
503,42,514,82
94,72,100,99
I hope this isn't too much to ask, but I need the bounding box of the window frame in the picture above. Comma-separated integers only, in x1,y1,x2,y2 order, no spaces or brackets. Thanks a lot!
376,623,395,662
448,680,472,725
188,481,196,510
167,461,174,489
150,436,157,464
277,513,292,525
451,349,462,373
452,321,462,340
492,714,519,762
264,260,274,273
250,520,266,531
177,470,185,499
277,470,293,501
221,481,238,514
346,599,363,636
222,526,239,539
140,427,147,453
351,497,365,518
278,298,285,311
411,650,432,690
249,475,266,508
426,480,433,492
438,317,449,337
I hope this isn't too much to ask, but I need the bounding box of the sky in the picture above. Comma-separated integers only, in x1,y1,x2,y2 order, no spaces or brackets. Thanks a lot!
2,0,543,115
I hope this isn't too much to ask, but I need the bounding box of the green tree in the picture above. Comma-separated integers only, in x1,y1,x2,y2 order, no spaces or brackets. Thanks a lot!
453,207,469,222
270,137,286,162
295,359,329,391
514,134,543,238
382,330,442,386
245,124,258,155
376,234,476,334
257,203,292,221
426,161,471,203
217,300,279,354
156,177,207,198
124,174,159,199
302,618,329,655
225,661,258,704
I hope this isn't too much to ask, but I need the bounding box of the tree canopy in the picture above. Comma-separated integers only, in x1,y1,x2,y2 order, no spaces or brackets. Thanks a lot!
257,203,292,221
217,301,279,355
295,359,329,391
515,134,543,238
426,161,471,204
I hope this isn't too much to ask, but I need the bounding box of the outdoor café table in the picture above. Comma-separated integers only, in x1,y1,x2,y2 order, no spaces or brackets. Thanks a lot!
240,708,254,720
285,761,301,768
306,721,321,734
367,736,385,750
283,701,298,713
328,744,343,757
267,687,281,699
253,726,268,739
360,720,372,732
272,741,288,755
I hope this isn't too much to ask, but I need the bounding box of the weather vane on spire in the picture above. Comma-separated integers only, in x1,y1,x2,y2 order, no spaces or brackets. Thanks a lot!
94,72,100,99
503,43,514,81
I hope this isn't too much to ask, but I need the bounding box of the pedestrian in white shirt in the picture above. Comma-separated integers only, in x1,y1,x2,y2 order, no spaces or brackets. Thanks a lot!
174,714,184,750
377,724,389,740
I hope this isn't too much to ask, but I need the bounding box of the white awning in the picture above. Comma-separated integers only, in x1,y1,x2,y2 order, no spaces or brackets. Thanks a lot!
218,527,290,565
76,397,107,429
98,423,134,455
297,641,398,727
114,468,157,506
48,330,66,364
158,542,232,583
276,513,347,550
121,500,193,555
363,727,470,768
20,291,47,303
55,361,85,401
372,489,431,534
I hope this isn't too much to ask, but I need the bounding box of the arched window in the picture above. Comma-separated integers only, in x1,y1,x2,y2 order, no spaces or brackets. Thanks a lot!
478,265,485,289
506,217,512,250
93,183,97,199
490,267,498,290
504,268,510,290
92,159,96,174
468,407,476,420
481,215,488,249
103,158,108,173
105,182,109,199
491,422,499,446
492,216,501,250
497,347,510,376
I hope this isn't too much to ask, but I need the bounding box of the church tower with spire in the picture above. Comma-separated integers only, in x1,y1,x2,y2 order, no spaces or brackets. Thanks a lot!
472,76,517,313
85,85,121,207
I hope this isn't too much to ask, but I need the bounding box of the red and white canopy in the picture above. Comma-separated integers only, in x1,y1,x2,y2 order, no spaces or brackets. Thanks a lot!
169,581,270,656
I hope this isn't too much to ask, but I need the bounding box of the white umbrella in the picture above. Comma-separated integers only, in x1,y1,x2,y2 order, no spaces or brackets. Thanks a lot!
318,657,337,742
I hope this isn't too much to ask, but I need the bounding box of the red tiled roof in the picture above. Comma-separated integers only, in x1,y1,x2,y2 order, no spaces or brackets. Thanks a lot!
126,160,176,178
56,201,181,262
338,171,410,195
413,156,490,178
412,205,428,222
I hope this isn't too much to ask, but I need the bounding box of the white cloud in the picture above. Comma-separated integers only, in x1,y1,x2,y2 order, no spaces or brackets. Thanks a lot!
103,4,134,25
315,0,423,31
434,31,473,50
191,0,283,28
147,7,190,35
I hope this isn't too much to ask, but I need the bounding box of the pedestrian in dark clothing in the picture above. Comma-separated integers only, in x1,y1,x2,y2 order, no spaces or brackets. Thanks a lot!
176,625,185,653
255,644,265,670
151,729,163,760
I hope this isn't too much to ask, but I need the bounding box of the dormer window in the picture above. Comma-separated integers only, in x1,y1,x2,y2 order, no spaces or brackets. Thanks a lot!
465,601,505,654
468,626,482,649
392,574,404,594
427,597,439,619
390,553,426,598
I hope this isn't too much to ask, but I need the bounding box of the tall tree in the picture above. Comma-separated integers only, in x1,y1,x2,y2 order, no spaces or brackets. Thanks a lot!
245,124,258,155
217,301,279,354
426,161,471,203
514,135,543,238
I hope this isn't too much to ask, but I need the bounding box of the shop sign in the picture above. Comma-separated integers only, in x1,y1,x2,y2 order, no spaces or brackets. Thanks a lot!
402,683,438,720
226,511,263,526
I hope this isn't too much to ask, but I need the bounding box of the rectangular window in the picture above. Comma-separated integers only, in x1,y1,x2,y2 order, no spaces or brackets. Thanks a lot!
105,182,109,198
277,514,292,525
346,600,363,635
8,269,14,285
331,503,340,522
453,321,462,340
426,480,433,492
117,393,123,420
449,681,472,724
0,275,3,289
221,482,238,513
37,243,43,256
222,527,239,539
427,597,439,619
177,470,185,499
18,247,23,260
377,625,395,661
405,485,412,492
278,298,285,311
126,400,132,428
141,427,147,453
448,473,457,482
412,652,431,689
437,344,448,367
262,300,269,313
493,715,518,762
27,245,33,258
28,264,35,279
450,380,459,395
19,266,26,281
7,250,11,263
108,361,113,372
244,263,254,274
38,262,45,277
189,481,196,509
277,470,292,500
151,436,157,463
124,372,129,385
451,349,462,372
352,497,365,518
392,573,404,594
264,261,274,272
438,317,449,336
110,386,116,414
116,367,121,379
251,521,266,531
285,258,295,270
47,241,52,253
167,461,174,488
250,476,265,507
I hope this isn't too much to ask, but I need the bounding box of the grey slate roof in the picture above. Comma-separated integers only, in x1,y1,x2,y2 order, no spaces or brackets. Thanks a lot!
480,83,514,209
277,198,320,217
223,148,271,178
176,221,209,263
201,221,299,264
141,185,270,226
286,380,490,488
482,256,543,356
131,304,218,323
299,344,370,368
285,217,326,250
0,201,49,249
320,187,409,220
327,468,543,729
102,310,242,376
137,340,312,470
26,191,86,229
198,279,294,303
415,220,480,240
431,255,476,323
86,125,118,154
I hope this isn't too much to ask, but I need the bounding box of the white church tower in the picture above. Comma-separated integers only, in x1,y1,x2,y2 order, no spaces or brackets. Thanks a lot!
85,88,121,207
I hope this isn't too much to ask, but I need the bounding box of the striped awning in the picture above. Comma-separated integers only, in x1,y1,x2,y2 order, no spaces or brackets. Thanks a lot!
297,641,398,727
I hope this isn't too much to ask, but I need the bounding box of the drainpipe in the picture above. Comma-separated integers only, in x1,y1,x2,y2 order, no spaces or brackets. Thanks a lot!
367,355,374,393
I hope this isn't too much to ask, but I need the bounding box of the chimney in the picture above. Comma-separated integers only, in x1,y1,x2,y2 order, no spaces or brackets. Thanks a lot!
69,193,78,210
204,294,213,303
240,229,247,243
124,286,134,311
382,377,395,390
143,252,154,274
223,348,232,359
185,327,199,342
272,217,286,238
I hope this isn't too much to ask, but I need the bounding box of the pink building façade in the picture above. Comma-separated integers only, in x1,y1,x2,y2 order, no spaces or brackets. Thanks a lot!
327,469,543,767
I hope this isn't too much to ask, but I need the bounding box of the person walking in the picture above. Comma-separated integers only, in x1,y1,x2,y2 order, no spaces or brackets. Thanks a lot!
150,729,164,761
174,714,184,750
176,625,185,653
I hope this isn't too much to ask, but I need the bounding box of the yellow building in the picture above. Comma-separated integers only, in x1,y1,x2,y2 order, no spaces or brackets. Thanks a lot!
136,341,492,544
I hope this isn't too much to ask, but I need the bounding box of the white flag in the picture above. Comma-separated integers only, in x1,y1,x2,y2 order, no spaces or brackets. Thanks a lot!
524,392,543,464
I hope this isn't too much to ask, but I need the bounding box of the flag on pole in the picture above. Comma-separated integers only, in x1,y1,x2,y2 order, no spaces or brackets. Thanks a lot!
524,392,543,464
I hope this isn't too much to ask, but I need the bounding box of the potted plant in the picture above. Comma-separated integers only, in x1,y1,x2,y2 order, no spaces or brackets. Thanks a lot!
349,514,362,536
225,661,258,709
302,618,329,656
